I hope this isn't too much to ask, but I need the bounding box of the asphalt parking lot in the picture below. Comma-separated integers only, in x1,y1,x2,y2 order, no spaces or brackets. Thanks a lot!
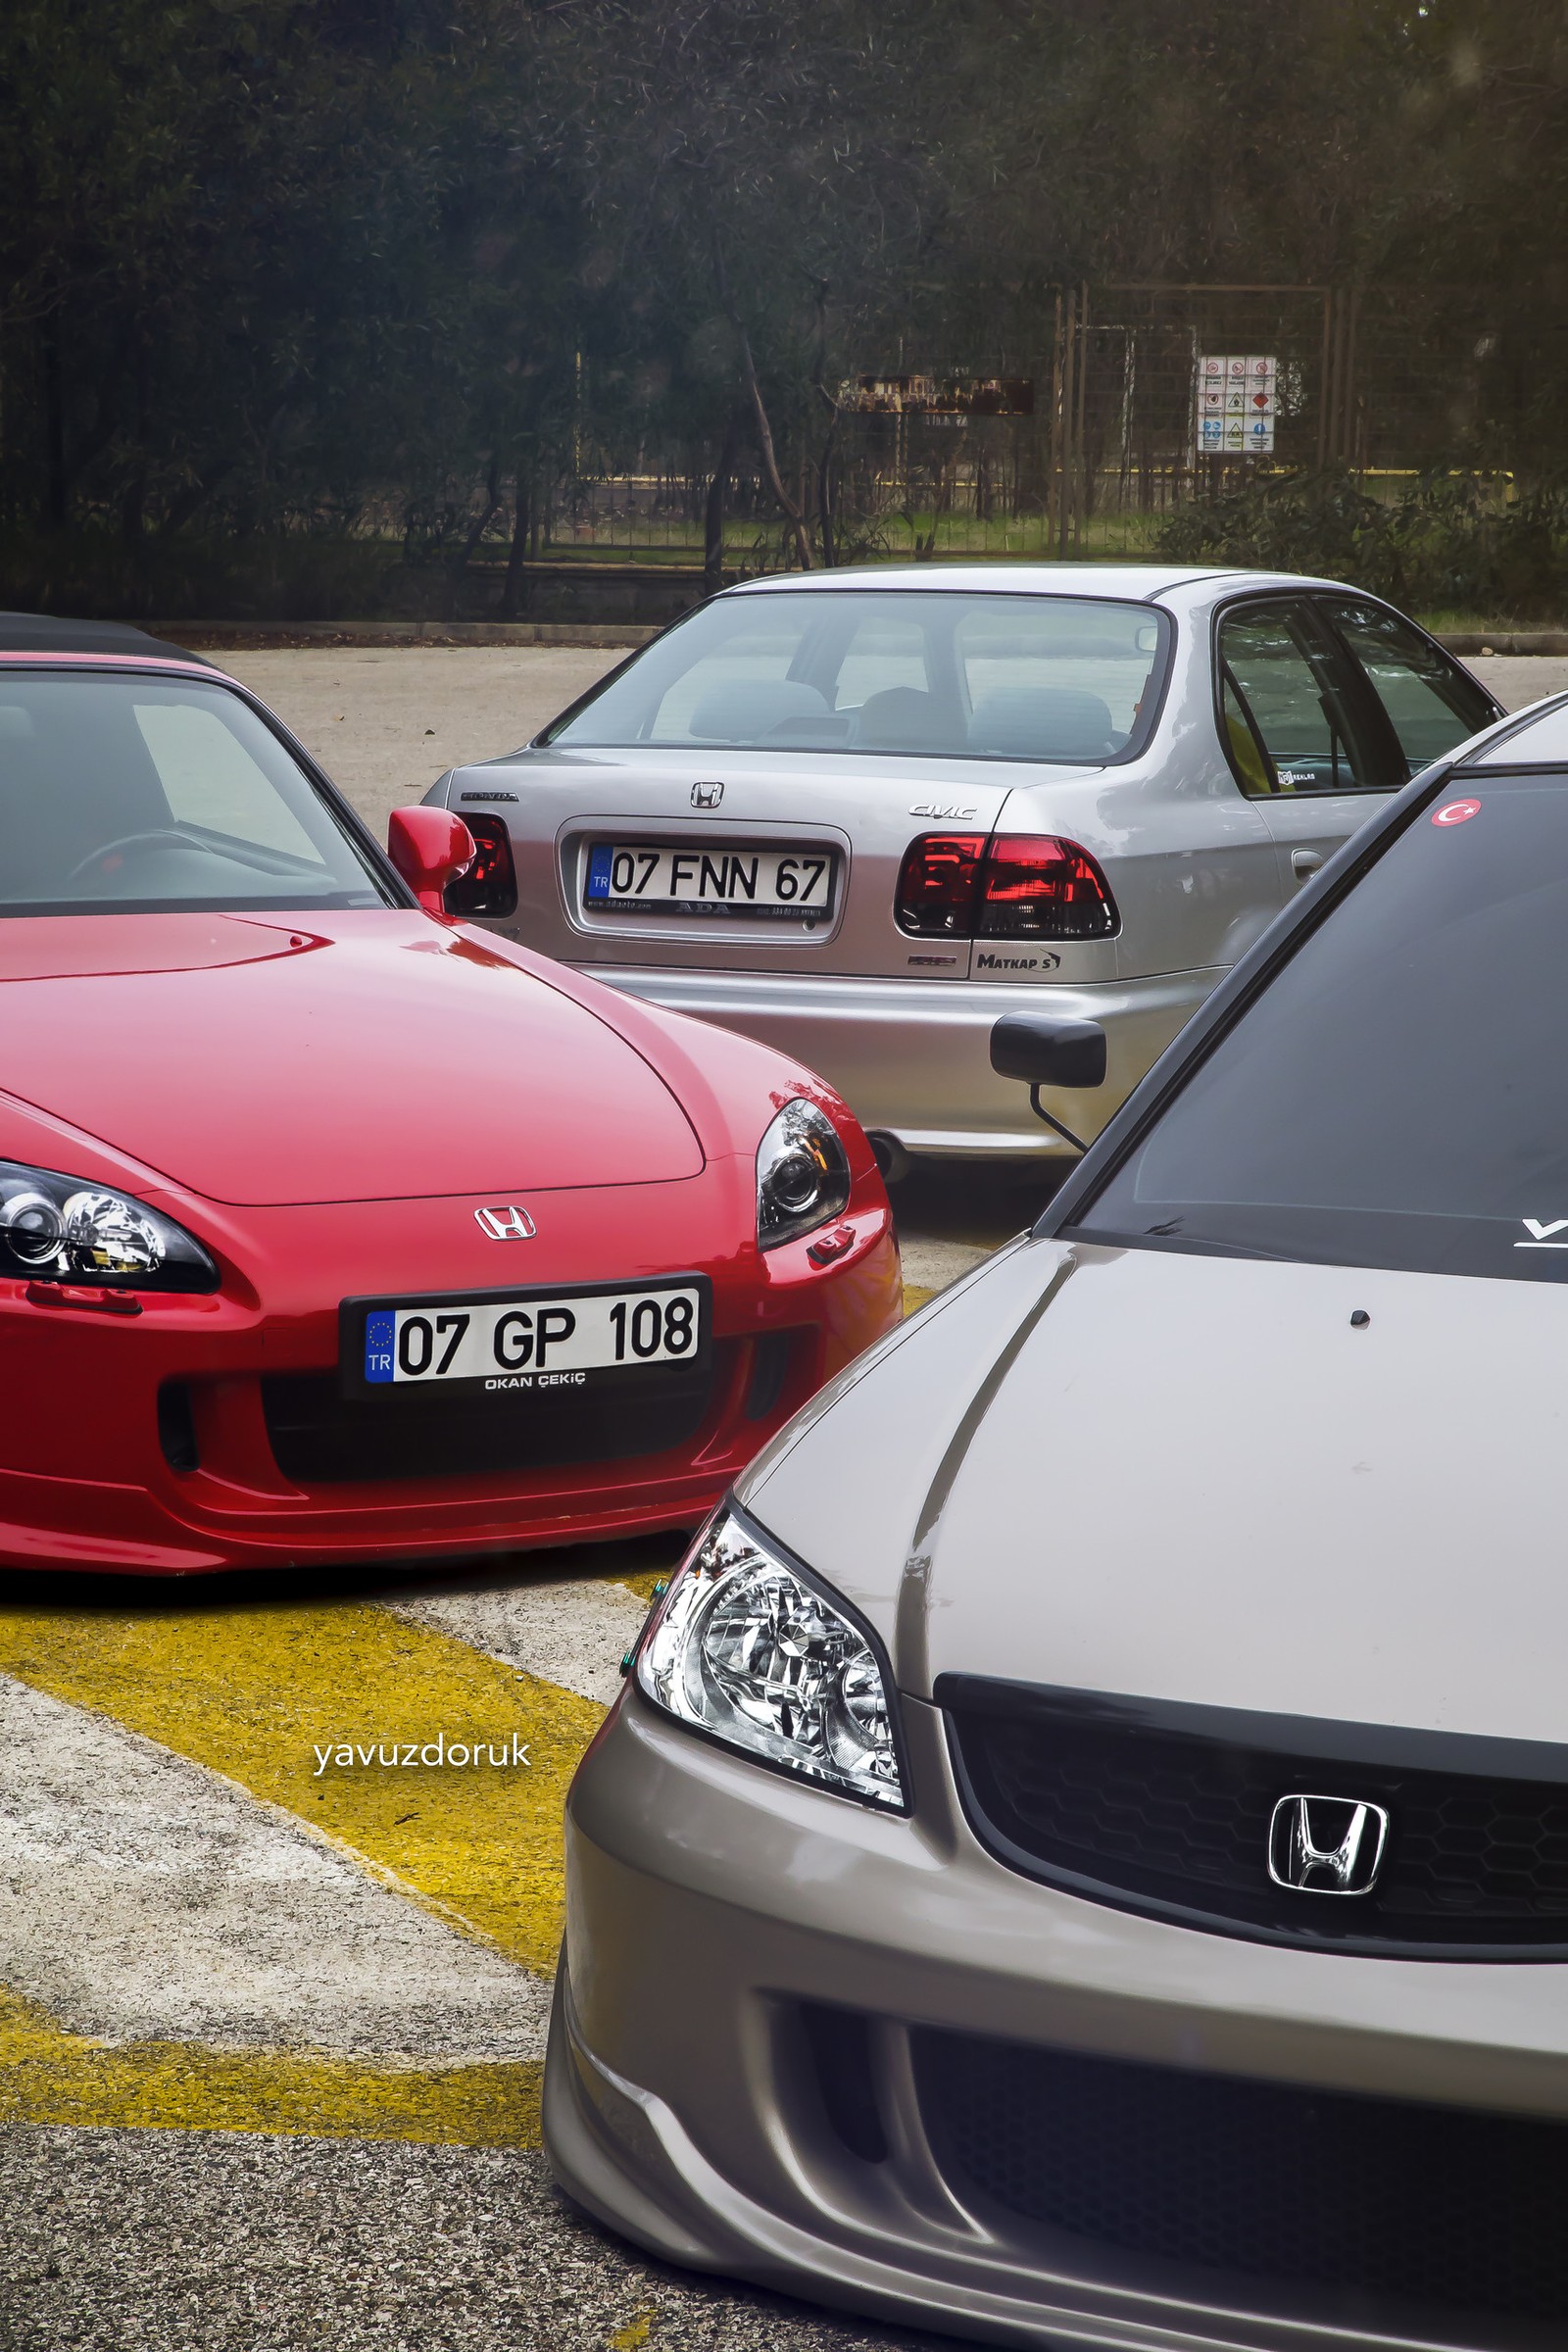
2,642,1560,2351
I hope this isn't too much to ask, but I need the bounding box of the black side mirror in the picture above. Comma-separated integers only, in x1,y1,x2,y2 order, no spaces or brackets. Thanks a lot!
991,1012,1107,1091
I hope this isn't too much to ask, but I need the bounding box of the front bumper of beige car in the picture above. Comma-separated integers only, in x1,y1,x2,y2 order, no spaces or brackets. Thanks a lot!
548,1681,1568,2352
572,964,1223,1163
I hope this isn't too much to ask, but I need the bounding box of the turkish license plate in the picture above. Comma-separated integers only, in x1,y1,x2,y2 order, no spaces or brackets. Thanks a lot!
344,1276,709,1396
585,840,836,919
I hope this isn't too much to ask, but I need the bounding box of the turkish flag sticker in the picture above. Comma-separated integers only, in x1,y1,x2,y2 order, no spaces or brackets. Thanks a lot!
1432,799,1482,827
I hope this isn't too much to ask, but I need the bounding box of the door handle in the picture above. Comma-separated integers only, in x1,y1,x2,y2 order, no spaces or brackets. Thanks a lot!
1292,848,1325,885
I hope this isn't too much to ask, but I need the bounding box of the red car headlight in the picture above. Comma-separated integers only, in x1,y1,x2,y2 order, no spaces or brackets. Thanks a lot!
0,1161,219,1292
756,1101,852,1250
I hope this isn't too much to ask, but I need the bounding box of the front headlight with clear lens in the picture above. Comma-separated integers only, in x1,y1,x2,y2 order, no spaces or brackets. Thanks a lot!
0,1161,219,1291
756,1098,851,1250
637,1507,906,1809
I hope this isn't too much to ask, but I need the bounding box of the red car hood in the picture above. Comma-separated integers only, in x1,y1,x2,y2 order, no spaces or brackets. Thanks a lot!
0,911,704,1204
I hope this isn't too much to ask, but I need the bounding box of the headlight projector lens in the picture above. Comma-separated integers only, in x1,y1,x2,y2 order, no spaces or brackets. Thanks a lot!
0,1162,218,1291
638,1508,906,1809
756,1099,852,1250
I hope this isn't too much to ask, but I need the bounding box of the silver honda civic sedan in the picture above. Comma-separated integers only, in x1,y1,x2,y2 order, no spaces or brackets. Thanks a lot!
546,689,1568,2350
427,564,1498,1171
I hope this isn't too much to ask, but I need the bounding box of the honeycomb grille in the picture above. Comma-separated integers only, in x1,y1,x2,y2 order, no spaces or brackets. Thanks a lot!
262,1354,717,1485
943,1687,1568,1951
916,2029,1568,2325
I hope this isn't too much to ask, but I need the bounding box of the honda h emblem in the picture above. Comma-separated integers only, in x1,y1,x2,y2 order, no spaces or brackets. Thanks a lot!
474,1204,537,1241
691,780,724,809
1268,1793,1389,1895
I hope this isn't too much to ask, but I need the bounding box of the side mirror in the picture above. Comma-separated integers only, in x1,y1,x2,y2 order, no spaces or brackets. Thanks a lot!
387,807,475,911
991,1011,1107,1091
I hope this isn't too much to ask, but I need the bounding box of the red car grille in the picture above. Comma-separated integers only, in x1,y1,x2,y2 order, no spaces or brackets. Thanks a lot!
261,1356,719,1485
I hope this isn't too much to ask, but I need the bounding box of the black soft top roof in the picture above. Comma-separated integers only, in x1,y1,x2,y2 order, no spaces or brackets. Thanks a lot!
0,612,211,664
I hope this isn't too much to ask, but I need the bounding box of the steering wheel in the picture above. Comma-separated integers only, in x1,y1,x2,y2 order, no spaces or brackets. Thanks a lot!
66,829,197,887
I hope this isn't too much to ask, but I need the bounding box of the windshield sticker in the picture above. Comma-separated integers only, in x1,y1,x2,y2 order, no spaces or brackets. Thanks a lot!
1432,798,1482,827
1517,1219,1568,1249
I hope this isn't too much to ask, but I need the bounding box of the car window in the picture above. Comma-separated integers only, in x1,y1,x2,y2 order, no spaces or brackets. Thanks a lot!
1072,768,1568,1282
831,612,930,710
0,673,389,915
1321,601,1494,778
1216,601,1385,794
135,702,323,860
541,591,1173,763
954,604,1159,758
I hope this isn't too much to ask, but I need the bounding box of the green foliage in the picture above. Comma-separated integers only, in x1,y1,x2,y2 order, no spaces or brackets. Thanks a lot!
6,0,1568,609
1157,470,1568,619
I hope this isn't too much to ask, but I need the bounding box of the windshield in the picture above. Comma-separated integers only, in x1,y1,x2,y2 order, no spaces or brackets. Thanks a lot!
1073,770,1568,1282
542,590,1171,762
0,671,391,916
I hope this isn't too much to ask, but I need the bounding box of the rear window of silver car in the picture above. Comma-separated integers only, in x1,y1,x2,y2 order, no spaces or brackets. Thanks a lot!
0,672,391,916
540,591,1172,763
1073,767,1568,1281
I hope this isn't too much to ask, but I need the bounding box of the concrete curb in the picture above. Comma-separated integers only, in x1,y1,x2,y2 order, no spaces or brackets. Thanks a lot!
156,619,661,650
1439,633,1568,656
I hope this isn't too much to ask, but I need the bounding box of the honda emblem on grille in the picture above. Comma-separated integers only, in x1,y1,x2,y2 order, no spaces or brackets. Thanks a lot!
691,781,724,808
474,1204,536,1241
1268,1794,1389,1895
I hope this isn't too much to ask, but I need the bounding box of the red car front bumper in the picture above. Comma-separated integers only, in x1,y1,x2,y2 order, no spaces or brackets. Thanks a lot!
0,1170,901,1576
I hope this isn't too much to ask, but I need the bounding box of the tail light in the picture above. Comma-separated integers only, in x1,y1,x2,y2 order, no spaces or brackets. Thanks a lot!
895,831,1117,941
443,814,518,917
977,835,1117,940
895,833,987,935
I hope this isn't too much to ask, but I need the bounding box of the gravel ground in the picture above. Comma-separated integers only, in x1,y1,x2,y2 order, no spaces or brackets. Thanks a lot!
0,2128,959,2352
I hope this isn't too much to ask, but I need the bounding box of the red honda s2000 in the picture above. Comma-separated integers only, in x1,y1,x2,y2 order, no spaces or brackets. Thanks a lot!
0,617,901,1576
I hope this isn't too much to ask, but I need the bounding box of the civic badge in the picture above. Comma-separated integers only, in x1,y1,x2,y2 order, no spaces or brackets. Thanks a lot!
473,1204,536,1241
1267,1793,1389,1895
691,781,724,809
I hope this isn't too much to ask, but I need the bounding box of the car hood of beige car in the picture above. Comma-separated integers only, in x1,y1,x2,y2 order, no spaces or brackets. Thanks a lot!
737,1237,1568,1744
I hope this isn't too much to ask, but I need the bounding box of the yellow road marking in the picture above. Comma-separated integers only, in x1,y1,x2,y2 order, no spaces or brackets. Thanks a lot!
903,1283,936,1314
607,2311,658,2349
0,1602,603,1974
0,1983,541,2145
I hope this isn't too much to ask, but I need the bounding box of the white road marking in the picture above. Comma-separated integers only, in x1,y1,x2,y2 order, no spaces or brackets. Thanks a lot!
0,1673,549,2060
383,1575,652,1708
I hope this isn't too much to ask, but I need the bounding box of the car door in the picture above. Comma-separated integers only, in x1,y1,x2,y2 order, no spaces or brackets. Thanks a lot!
1214,596,1397,898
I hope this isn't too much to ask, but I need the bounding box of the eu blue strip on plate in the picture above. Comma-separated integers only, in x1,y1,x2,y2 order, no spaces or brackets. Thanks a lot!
365,1311,396,1384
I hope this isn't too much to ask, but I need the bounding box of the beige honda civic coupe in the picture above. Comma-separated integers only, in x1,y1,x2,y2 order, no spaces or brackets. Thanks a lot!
547,688,1568,2350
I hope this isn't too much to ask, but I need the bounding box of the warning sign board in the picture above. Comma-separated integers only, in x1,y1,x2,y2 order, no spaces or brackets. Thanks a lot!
1196,355,1276,457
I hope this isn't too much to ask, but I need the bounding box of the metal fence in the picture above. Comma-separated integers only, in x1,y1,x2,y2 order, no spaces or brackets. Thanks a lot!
521,283,1568,567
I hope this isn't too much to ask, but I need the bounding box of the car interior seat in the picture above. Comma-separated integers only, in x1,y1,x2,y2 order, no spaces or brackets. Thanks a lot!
686,679,829,742
966,687,1120,760
848,686,953,751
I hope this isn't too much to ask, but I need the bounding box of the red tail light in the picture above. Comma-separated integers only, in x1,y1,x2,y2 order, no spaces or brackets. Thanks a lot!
443,813,518,917
978,835,1118,940
895,833,987,936
895,831,1117,942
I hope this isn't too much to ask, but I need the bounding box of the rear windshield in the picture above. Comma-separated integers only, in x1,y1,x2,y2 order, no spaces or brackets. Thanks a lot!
0,672,391,915
1073,771,1568,1281
541,591,1171,762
